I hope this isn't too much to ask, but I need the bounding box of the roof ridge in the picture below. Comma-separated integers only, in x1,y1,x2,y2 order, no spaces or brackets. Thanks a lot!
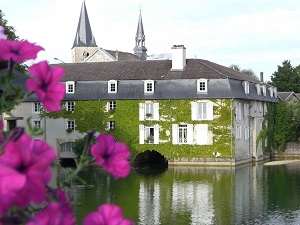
199,60,228,78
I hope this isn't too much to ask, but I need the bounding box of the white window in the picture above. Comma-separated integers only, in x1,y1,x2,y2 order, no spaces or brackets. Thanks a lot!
32,120,41,128
107,121,115,130
243,81,249,94
244,103,249,117
256,84,261,95
195,124,212,145
139,102,159,121
139,124,159,144
66,81,75,94
61,142,75,153
236,125,242,140
268,87,274,98
172,124,193,144
144,80,154,94
66,101,75,112
197,79,207,93
245,126,250,140
107,101,116,111
235,102,242,121
274,87,278,98
262,85,266,96
108,80,117,93
33,102,41,114
191,101,213,121
67,120,75,131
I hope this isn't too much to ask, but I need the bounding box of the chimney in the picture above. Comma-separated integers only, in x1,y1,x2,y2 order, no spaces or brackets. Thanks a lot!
260,72,264,83
171,45,186,71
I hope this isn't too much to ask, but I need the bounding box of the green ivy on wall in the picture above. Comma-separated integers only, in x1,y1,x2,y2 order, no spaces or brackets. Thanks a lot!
48,99,233,160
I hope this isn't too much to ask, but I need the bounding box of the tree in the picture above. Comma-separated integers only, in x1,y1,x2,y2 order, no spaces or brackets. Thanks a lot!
0,10,19,40
269,60,300,92
229,64,258,79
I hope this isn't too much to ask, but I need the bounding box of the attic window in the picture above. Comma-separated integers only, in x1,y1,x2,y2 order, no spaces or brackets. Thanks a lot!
243,81,249,94
256,84,261,95
268,87,274,98
262,85,266,96
274,87,278,98
108,80,118,93
144,80,154,94
197,79,207,93
66,81,75,94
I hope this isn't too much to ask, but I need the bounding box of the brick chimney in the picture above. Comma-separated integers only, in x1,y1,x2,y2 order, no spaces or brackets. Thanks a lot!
171,45,186,71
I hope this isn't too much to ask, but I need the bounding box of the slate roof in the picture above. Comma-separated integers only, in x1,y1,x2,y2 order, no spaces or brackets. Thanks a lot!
58,59,261,83
277,92,299,101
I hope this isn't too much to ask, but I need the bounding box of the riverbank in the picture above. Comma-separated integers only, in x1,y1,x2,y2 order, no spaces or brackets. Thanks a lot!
264,159,300,166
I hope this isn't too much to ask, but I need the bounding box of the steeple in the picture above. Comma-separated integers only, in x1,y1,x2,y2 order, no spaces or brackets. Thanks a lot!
72,0,97,48
133,10,147,60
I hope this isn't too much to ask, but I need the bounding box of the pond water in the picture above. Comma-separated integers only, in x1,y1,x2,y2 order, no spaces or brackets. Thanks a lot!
53,161,300,225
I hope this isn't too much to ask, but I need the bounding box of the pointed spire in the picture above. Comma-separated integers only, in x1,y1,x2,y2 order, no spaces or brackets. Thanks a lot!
72,0,97,48
133,10,147,60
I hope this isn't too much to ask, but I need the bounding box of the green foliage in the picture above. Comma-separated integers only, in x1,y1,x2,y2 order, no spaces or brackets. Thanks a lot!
229,64,258,80
73,134,96,159
273,101,298,151
269,60,300,92
49,99,233,160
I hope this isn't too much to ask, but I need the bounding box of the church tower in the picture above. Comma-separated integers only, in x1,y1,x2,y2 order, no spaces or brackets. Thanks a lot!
133,10,147,60
71,0,98,63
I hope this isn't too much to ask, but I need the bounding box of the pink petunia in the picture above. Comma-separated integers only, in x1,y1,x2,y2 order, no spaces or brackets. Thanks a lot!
26,189,76,225
26,61,65,112
0,26,7,40
91,134,131,179
0,133,56,209
0,39,44,63
83,204,134,225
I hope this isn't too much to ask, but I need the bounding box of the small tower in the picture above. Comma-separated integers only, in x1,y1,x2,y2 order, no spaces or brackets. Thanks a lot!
71,0,98,63
133,10,147,60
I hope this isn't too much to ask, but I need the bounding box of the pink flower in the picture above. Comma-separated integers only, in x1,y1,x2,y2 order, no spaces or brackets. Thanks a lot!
0,26,7,39
91,134,131,179
26,189,76,225
26,61,65,112
0,133,56,209
0,39,43,63
83,204,134,225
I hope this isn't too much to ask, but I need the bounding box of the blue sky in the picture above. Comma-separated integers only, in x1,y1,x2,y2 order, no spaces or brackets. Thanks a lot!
2,0,300,81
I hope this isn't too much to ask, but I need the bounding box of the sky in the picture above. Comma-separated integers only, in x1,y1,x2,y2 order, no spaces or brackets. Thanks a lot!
2,0,300,81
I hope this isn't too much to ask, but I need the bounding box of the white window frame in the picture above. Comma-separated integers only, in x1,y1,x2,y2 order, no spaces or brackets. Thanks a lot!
107,121,115,130
243,81,249,94
66,81,75,94
256,84,261,95
274,87,278,98
139,124,159,144
172,124,193,145
268,87,274,98
108,80,118,93
32,119,42,129
195,124,212,145
262,85,266,96
197,79,207,93
236,125,242,140
235,102,242,121
244,103,249,117
67,120,75,131
66,101,75,112
191,101,213,121
33,102,41,114
107,101,116,110
245,126,250,140
139,102,159,121
144,80,154,94
61,142,75,153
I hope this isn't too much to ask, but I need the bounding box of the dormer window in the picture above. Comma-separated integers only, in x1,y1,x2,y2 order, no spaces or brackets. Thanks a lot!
268,87,274,98
144,80,154,94
108,80,118,93
66,81,75,94
197,79,207,93
274,87,278,98
256,84,261,95
262,85,266,96
243,81,249,94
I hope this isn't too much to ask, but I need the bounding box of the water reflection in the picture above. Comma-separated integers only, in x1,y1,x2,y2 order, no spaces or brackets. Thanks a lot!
54,162,300,225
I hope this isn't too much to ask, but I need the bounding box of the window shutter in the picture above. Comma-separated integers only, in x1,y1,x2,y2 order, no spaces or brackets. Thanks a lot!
172,124,178,144
105,102,109,112
206,101,214,120
154,124,159,144
196,124,208,145
187,124,193,144
153,103,159,121
191,102,197,120
139,124,145,144
139,103,145,121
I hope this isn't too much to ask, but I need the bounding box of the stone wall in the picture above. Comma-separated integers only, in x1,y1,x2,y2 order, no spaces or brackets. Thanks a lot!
284,142,300,154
